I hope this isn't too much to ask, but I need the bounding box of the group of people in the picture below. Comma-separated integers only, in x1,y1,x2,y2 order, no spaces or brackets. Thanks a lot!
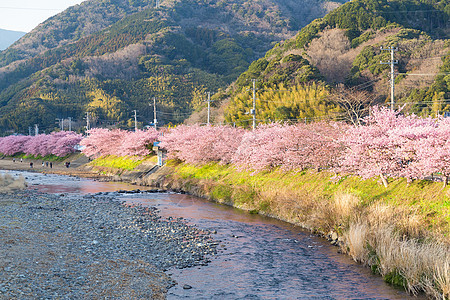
41,161,53,168
31,161,53,169
11,157,57,169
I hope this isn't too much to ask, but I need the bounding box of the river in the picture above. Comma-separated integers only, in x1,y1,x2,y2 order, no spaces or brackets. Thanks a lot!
2,170,418,299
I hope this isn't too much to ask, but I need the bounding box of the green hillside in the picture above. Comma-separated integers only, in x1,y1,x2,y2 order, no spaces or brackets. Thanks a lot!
0,0,344,134
221,0,449,127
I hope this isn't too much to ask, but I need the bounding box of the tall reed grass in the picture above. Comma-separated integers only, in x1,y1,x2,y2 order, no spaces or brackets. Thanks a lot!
151,162,449,298
0,173,26,192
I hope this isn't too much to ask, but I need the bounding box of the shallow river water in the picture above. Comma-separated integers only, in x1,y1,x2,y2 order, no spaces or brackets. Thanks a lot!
2,170,420,299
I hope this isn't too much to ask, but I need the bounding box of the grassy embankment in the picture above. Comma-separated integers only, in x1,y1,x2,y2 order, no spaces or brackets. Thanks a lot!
157,160,449,299
9,153,69,162
25,152,448,298
86,155,158,176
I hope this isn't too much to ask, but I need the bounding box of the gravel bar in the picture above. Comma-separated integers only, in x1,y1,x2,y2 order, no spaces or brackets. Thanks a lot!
0,190,218,299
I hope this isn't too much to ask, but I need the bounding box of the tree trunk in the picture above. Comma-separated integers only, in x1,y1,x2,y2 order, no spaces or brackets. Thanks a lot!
442,175,448,189
380,173,388,188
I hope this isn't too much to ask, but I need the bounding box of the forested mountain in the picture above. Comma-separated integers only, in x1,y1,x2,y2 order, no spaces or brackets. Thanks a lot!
220,0,449,127
0,29,26,51
0,0,344,134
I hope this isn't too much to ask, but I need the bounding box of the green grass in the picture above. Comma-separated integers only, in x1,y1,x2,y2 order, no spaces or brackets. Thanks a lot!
167,161,450,298
171,161,450,231
89,155,150,170
13,153,69,161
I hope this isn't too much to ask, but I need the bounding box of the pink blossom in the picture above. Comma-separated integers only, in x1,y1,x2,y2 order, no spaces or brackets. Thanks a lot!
80,128,158,157
159,125,245,164
0,132,82,157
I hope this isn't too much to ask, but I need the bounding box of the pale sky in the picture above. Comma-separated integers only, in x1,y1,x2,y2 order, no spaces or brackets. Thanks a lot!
0,0,85,32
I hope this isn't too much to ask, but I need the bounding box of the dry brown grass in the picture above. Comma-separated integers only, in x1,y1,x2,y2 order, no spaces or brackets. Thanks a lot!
159,164,450,298
433,258,450,299
343,221,370,263
333,192,360,221
337,200,450,298
342,220,450,298
0,173,26,192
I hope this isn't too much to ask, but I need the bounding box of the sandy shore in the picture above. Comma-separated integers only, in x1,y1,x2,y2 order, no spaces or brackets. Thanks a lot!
0,160,218,299
0,155,101,178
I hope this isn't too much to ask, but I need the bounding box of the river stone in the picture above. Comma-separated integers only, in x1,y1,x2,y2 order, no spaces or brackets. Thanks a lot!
331,231,338,242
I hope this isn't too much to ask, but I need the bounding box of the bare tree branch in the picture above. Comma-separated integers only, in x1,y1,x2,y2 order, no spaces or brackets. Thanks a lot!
330,85,380,125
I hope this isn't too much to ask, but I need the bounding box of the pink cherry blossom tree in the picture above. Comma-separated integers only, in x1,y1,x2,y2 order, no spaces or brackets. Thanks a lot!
81,128,159,158
409,117,450,187
0,135,31,156
117,128,159,156
23,134,52,157
338,106,438,186
80,128,125,157
50,131,83,157
159,125,245,164
231,122,346,171
232,123,289,170
0,132,82,157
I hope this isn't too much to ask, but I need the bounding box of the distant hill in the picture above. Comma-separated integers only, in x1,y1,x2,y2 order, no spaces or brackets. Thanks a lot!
0,29,26,51
0,0,345,134
220,0,449,127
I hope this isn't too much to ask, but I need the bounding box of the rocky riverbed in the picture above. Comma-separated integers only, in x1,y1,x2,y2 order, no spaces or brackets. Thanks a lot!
0,186,218,298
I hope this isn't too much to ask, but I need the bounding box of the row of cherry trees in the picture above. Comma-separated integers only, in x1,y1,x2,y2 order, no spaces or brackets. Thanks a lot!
1,107,449,186
159,122,346,171
160,107,450,186
0,131,83,157
0,128,159,158
340,107,450,186
80,128,159,157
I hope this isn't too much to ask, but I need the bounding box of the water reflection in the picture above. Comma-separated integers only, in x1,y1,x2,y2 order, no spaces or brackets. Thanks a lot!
1,170,151,194
121,193,416,300
1,170,421,299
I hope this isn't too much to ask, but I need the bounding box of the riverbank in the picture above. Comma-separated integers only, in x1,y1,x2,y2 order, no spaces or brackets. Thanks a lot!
0,154,94,177
148,162,450,299
1,155,449,298
0,177,217,298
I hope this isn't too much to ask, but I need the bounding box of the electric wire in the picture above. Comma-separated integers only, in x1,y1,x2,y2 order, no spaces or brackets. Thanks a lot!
0,6,62,11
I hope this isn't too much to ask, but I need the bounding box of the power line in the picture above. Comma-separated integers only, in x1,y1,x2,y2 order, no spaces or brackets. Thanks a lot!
408,57,447,60
0,6,61,11
349,79,379,91
155,111,192,116
375,9,446,14
398,72,450,76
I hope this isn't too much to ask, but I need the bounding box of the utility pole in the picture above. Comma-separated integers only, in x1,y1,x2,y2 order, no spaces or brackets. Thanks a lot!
206,91,211,125
61,119,65,131
153,97,158,130
34,124,39,136
85,112,90,131
380,46,398,110
251,79,257,130
28,126,32,136
55,118,62,130
68,117,72,131
133,110,138,131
